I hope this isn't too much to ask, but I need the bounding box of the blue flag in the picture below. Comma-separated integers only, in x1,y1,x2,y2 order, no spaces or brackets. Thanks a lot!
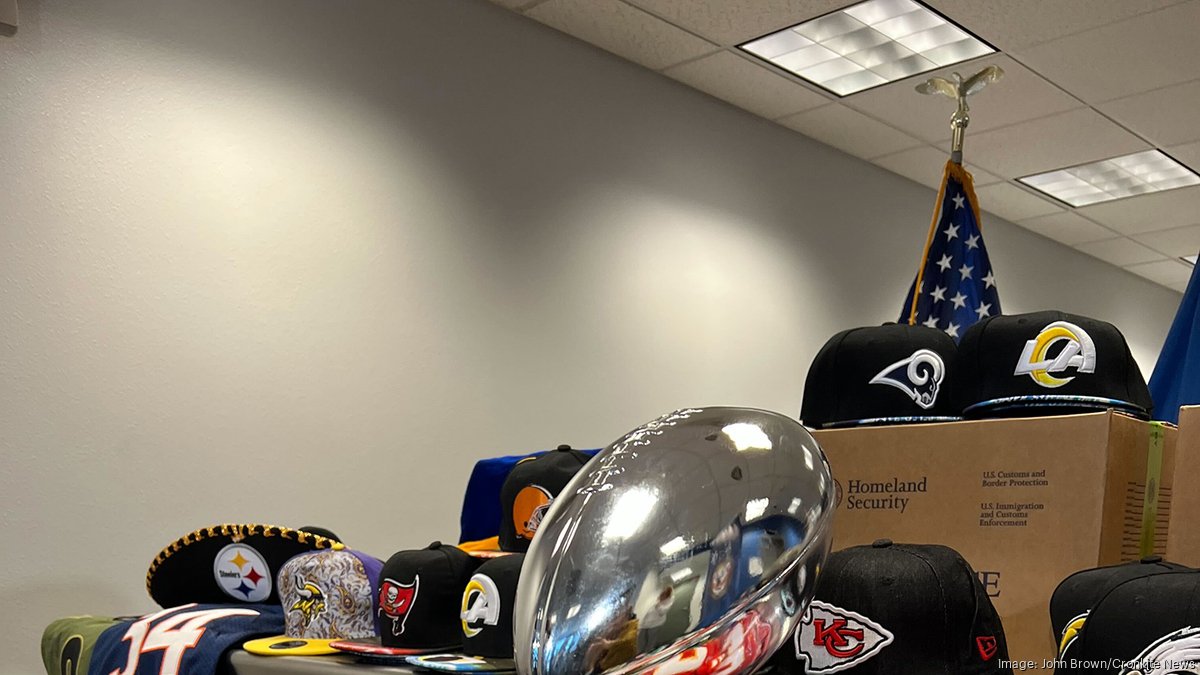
1148,260,1200,423
900,161,1001,339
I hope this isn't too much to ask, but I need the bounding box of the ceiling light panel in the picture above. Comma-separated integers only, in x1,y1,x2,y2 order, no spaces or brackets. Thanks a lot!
1019,150,1200,207
739,0,994,97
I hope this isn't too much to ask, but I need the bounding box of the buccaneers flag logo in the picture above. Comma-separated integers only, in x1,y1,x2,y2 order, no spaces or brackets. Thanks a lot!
378,576,419,636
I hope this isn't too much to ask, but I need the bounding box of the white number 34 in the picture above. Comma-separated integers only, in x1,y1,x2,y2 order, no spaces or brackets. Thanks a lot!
110,604,259,675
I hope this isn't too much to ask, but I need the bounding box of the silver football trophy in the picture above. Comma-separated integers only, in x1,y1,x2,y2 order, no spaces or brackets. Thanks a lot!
514,407,835,674
916,65,1004,164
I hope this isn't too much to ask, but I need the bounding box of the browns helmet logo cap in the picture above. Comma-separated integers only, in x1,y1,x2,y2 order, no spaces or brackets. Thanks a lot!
499,446,590,553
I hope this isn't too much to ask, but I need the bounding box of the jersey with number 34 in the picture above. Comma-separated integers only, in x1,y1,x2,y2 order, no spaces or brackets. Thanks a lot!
89,603,283,675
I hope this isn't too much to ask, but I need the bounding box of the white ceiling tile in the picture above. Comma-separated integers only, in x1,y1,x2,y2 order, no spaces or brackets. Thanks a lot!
870,145,998,191
844,54,1083,144
1017,2,1200,103
1099,79,1200,147
623,0,850,46
663,51,829,119
1125,259,1195,288
1076,238,1168,266
925,0,1186,52
1076,186,1200,235
872,145,953,190
777,104,922,159
966,108,1150,178
1133,224,1200,258
526,0,718,71
974,182,1063,222
1168,140,1200,173
1018,211,1116,246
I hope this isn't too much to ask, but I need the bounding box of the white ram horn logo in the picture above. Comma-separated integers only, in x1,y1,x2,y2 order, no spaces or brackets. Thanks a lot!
1122,626,1200,674
869,349,945,410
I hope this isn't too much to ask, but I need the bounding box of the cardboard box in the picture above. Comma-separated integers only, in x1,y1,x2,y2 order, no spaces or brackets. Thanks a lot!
1166,406,1200,565
815,411,1174,666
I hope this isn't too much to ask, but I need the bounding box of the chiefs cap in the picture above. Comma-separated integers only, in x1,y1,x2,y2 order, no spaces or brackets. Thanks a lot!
333,541,483,660
146,523,342,608
770,540,1011,674
802,323,959,429
1050,556,1189,664
1057,570,1200,674
405,553,524,672
499,445,590,552
243,548,383,656
954,310,1152,420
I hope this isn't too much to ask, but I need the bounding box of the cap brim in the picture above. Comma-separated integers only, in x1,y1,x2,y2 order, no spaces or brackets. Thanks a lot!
243,636,341,656
963,396,1149,420
330,639,443,657
406,654,517,672
820,415,961,429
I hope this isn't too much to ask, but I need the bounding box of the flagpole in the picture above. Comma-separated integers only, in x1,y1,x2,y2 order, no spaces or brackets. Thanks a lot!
916,65,1005,165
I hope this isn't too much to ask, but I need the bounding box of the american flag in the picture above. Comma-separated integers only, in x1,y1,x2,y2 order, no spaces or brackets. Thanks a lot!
899,161,1001,339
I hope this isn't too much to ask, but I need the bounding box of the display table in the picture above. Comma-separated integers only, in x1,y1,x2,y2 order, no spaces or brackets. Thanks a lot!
229,652,419,674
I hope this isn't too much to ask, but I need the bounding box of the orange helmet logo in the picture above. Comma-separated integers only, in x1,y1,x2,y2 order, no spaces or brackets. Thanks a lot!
513,485,553,540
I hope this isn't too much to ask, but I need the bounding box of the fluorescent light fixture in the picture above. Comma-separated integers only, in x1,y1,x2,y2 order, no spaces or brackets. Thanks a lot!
739,0,994,96
1184,254,1198,266
1019,150,1200,207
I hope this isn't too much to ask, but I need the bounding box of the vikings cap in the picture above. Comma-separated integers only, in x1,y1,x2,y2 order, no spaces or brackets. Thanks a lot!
499,445,591,552
955,310,1153,420
406,553,524,672
333,541,484,660
146,523,342,608
243,547,383,656
801,323,959,429
1050,556,1189,664
1057,570,1200,675
770,540,1011,674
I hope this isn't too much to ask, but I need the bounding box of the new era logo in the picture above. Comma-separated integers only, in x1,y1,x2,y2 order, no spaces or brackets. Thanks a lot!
796,601,894,673
977,636,998,661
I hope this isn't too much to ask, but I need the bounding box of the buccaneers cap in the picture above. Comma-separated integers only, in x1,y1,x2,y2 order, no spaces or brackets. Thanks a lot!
802,323,959,429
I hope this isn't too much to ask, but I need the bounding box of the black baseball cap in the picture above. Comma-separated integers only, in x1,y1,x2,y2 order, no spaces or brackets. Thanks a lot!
955,310,1152,420
770,540,1011,674
802,323,959,429
1050,556,1189,663
405,553,524,672
332,541,482,659
499,445,590,552
1058,570,1200,674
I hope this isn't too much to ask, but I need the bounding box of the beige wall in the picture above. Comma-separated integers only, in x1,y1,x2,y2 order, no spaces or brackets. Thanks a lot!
0,0,1182,670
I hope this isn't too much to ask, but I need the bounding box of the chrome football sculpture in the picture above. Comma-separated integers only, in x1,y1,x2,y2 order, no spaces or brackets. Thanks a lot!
514,407,835,674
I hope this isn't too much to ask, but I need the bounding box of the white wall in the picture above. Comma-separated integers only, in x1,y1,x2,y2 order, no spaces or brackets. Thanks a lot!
0,0,1181,670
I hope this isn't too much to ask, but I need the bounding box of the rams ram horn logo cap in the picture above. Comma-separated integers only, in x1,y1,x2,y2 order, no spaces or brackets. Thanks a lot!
498,446,591,553
769,541,1010,674
243,548,383,656
802,323,960,429
1055,570,1200,675
954,310,1152,420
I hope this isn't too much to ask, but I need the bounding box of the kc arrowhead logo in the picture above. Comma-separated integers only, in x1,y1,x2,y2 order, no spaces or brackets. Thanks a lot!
796,601,894,673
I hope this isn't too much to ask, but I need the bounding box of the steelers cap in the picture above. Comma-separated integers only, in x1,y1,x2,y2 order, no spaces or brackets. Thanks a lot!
498,446,590,552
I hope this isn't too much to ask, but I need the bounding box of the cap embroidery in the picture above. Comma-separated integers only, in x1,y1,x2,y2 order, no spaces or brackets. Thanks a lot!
976,635,998,661
797,600,894,673
378,576,418,636
1121,626,1200,675
512,485,553,540
868,348,945,409
460,573,502,638
1013,321,1096,388
290,575,327,627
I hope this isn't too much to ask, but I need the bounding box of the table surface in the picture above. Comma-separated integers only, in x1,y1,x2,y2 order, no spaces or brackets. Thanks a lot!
229,651,420,674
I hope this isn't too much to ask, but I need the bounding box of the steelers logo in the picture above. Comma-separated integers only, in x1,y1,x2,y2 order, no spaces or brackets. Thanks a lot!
513,485,553,540
213,543,271,602
460,574,501,638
